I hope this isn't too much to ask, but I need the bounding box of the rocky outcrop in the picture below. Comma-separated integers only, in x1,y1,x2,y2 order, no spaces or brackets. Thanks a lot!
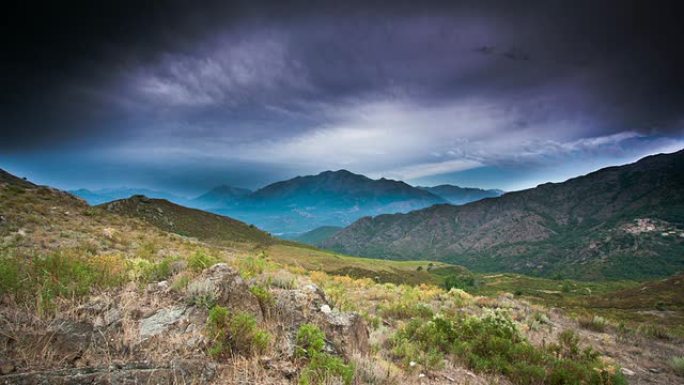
274,284,369,358
0,264,370,384
139,306,188,339
186,263,263,320
0,360,216,385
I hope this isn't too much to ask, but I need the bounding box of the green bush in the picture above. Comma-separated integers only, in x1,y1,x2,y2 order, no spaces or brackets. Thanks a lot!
671,356,684,377
296,323,326,358
578,315,609,332
188,250,219,272
126,256,176,282
379,302,433,320
249,285,274,316
299,352,355,385
205,306,270,358
295,324,355,385
388,311,625,385
443,273,476,291
637,324,673,340
238,255,267,279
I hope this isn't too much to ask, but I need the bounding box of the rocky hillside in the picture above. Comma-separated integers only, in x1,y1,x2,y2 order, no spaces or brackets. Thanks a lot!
323,150,684,280
100,195,273,246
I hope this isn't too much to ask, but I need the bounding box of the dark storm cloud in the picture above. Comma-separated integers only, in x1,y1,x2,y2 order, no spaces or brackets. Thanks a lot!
2,0,684,190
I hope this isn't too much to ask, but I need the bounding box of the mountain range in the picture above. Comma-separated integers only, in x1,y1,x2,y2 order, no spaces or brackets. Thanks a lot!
322,150,684,280
417,185,503,205
70,187,190,206
74,170,501,234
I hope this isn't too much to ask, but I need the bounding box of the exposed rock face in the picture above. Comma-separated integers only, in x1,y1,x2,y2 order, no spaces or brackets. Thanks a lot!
0,360,216,385
274,284,369,358
187,263,263,321
47,320,101,362
139,306,188,339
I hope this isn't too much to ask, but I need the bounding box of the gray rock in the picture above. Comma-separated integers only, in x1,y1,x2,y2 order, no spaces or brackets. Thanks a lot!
94,307,122,328
0,361,15,375
139,306,187,339
0,360,216,385
274,285,369,358
186,263,263,320
620,368,636,376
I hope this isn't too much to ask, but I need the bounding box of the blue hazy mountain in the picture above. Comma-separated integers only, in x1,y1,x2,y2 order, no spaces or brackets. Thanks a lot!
70,187,189,206
203,170,447,234
417,185,504,205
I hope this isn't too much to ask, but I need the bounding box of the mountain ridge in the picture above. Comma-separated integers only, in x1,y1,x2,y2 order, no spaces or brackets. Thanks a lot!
322,150,684,280
100,194,273,245
417,184,504,205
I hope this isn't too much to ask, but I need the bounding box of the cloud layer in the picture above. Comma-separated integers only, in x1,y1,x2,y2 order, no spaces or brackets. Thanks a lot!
2,0,684,192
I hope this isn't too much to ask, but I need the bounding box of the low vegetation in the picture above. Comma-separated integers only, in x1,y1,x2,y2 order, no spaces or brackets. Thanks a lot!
578,314,610,332
390,311,626,385
206,306,270,358
295,324,354,385
671,356,684,377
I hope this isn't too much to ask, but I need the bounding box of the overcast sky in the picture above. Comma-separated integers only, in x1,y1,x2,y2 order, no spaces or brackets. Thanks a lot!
2,0,684,195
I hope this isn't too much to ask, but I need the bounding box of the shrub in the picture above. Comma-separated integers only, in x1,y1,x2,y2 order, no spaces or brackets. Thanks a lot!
388,312,625,385
379,302,433,320
249,285,274,316
295,324,355,385
671,356,684,377
205,307,270,358
267,271,297,289
578,315,609,332
237,253,268,279
126,256,176,282
295,323,326,358
171,274,191,292
637,324,673,340
561,281,573,293
299,352,355,385
188,250,219,272
443,273,476,291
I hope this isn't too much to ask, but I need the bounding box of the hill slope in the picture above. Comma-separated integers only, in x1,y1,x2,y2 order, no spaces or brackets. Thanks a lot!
417,185,503,205
100,195,273,245
284,225,343,245
323,150,684,279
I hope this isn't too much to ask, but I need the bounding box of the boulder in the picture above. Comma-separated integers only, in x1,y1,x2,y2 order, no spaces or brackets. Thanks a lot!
0,360,216,385
139,306,187,339
47,320,100,362
274,284,369,357
186,264,263,320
